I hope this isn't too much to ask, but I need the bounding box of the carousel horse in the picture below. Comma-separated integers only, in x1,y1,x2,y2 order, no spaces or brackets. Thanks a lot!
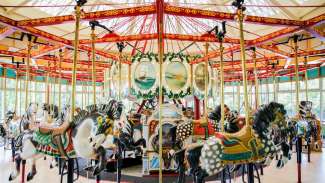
178,102,290,183
173,104,243,183
288,101,322,151
118,112,147,157
9,100,123,181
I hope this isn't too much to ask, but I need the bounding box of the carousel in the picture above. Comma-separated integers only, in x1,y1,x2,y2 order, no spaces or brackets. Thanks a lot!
0,0,324,183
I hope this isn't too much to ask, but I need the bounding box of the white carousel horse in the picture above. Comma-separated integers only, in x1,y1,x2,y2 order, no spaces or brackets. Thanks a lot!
9,100,123,181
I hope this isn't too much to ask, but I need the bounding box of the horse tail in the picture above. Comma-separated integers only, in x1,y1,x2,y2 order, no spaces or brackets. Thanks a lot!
200,137,224,175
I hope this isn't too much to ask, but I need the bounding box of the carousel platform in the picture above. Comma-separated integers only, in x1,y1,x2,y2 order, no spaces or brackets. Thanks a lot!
0,147,324,183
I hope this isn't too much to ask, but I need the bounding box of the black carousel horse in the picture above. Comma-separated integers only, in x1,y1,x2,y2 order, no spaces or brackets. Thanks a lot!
177,102,290,183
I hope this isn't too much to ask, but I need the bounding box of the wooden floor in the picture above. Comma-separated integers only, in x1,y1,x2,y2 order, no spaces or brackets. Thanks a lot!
0,147,323,183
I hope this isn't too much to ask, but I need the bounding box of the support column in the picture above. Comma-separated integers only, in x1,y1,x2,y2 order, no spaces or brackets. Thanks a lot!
156,0,164,182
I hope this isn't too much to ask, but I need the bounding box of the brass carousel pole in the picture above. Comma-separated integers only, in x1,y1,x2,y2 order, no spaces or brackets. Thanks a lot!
68,1,86,183
293,36,300,114
252,47,260,108
103,70,106,98
15,70,19,113
304,56,308,101
116,43,124,101
45,61,50,104
90,23,97,105
292,34,302,183
237,82,240,112
219,43,225,132
203,42,209,137
216,21,226,132
234,1,254,182
25,35,32,110
21,33,32,183
128,62,131,92
71,1,84,120
3,68,7,116
116,42,125,183
156,0,164,182
272,64,277,102
108,67,111,97
58,49,63,110
236,2,249,125
19,77,22,115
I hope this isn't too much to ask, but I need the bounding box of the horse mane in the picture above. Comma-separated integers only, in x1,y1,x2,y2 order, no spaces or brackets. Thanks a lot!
71,110,88,127
208,105,222,121
253,102,285,138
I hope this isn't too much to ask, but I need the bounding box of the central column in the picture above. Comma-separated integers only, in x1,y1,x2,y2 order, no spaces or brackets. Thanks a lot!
156,0,164,182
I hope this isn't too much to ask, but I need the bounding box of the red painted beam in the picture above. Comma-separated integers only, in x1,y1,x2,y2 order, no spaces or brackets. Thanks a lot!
0,50,111,68
164,4,305,27
190,13,325,64
212,49,325,68
14,4,309,27
0,14,120,61
16,5,156,27
79,33,241,44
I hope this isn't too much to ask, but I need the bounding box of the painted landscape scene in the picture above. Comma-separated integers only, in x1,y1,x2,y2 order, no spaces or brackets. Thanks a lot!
134,62,156,90
165,61,188,91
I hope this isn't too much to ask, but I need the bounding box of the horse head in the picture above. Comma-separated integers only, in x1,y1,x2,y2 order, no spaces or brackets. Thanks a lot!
208,104,231,131
254,102,287,135
5,111,16,123
88,100,124,149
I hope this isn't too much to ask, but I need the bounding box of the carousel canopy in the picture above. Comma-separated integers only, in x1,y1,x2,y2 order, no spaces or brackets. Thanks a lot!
0,0,324,82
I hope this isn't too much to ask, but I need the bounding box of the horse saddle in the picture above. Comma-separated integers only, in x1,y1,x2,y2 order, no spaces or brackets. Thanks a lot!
215,126,262,162
38,122,70,136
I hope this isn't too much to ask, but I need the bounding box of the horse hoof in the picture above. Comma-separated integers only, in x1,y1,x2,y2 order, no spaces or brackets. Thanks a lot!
50,164,53,169
27,173,33,181
8,175,13,181
43,156,47,160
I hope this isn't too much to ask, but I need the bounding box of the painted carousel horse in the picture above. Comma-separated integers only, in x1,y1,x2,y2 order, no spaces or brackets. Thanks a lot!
118,112,146,157
179,102,290,183
173,104,242,182
13,103,39,149
9,100,123,181
1,111,20,148
288,101,322,151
